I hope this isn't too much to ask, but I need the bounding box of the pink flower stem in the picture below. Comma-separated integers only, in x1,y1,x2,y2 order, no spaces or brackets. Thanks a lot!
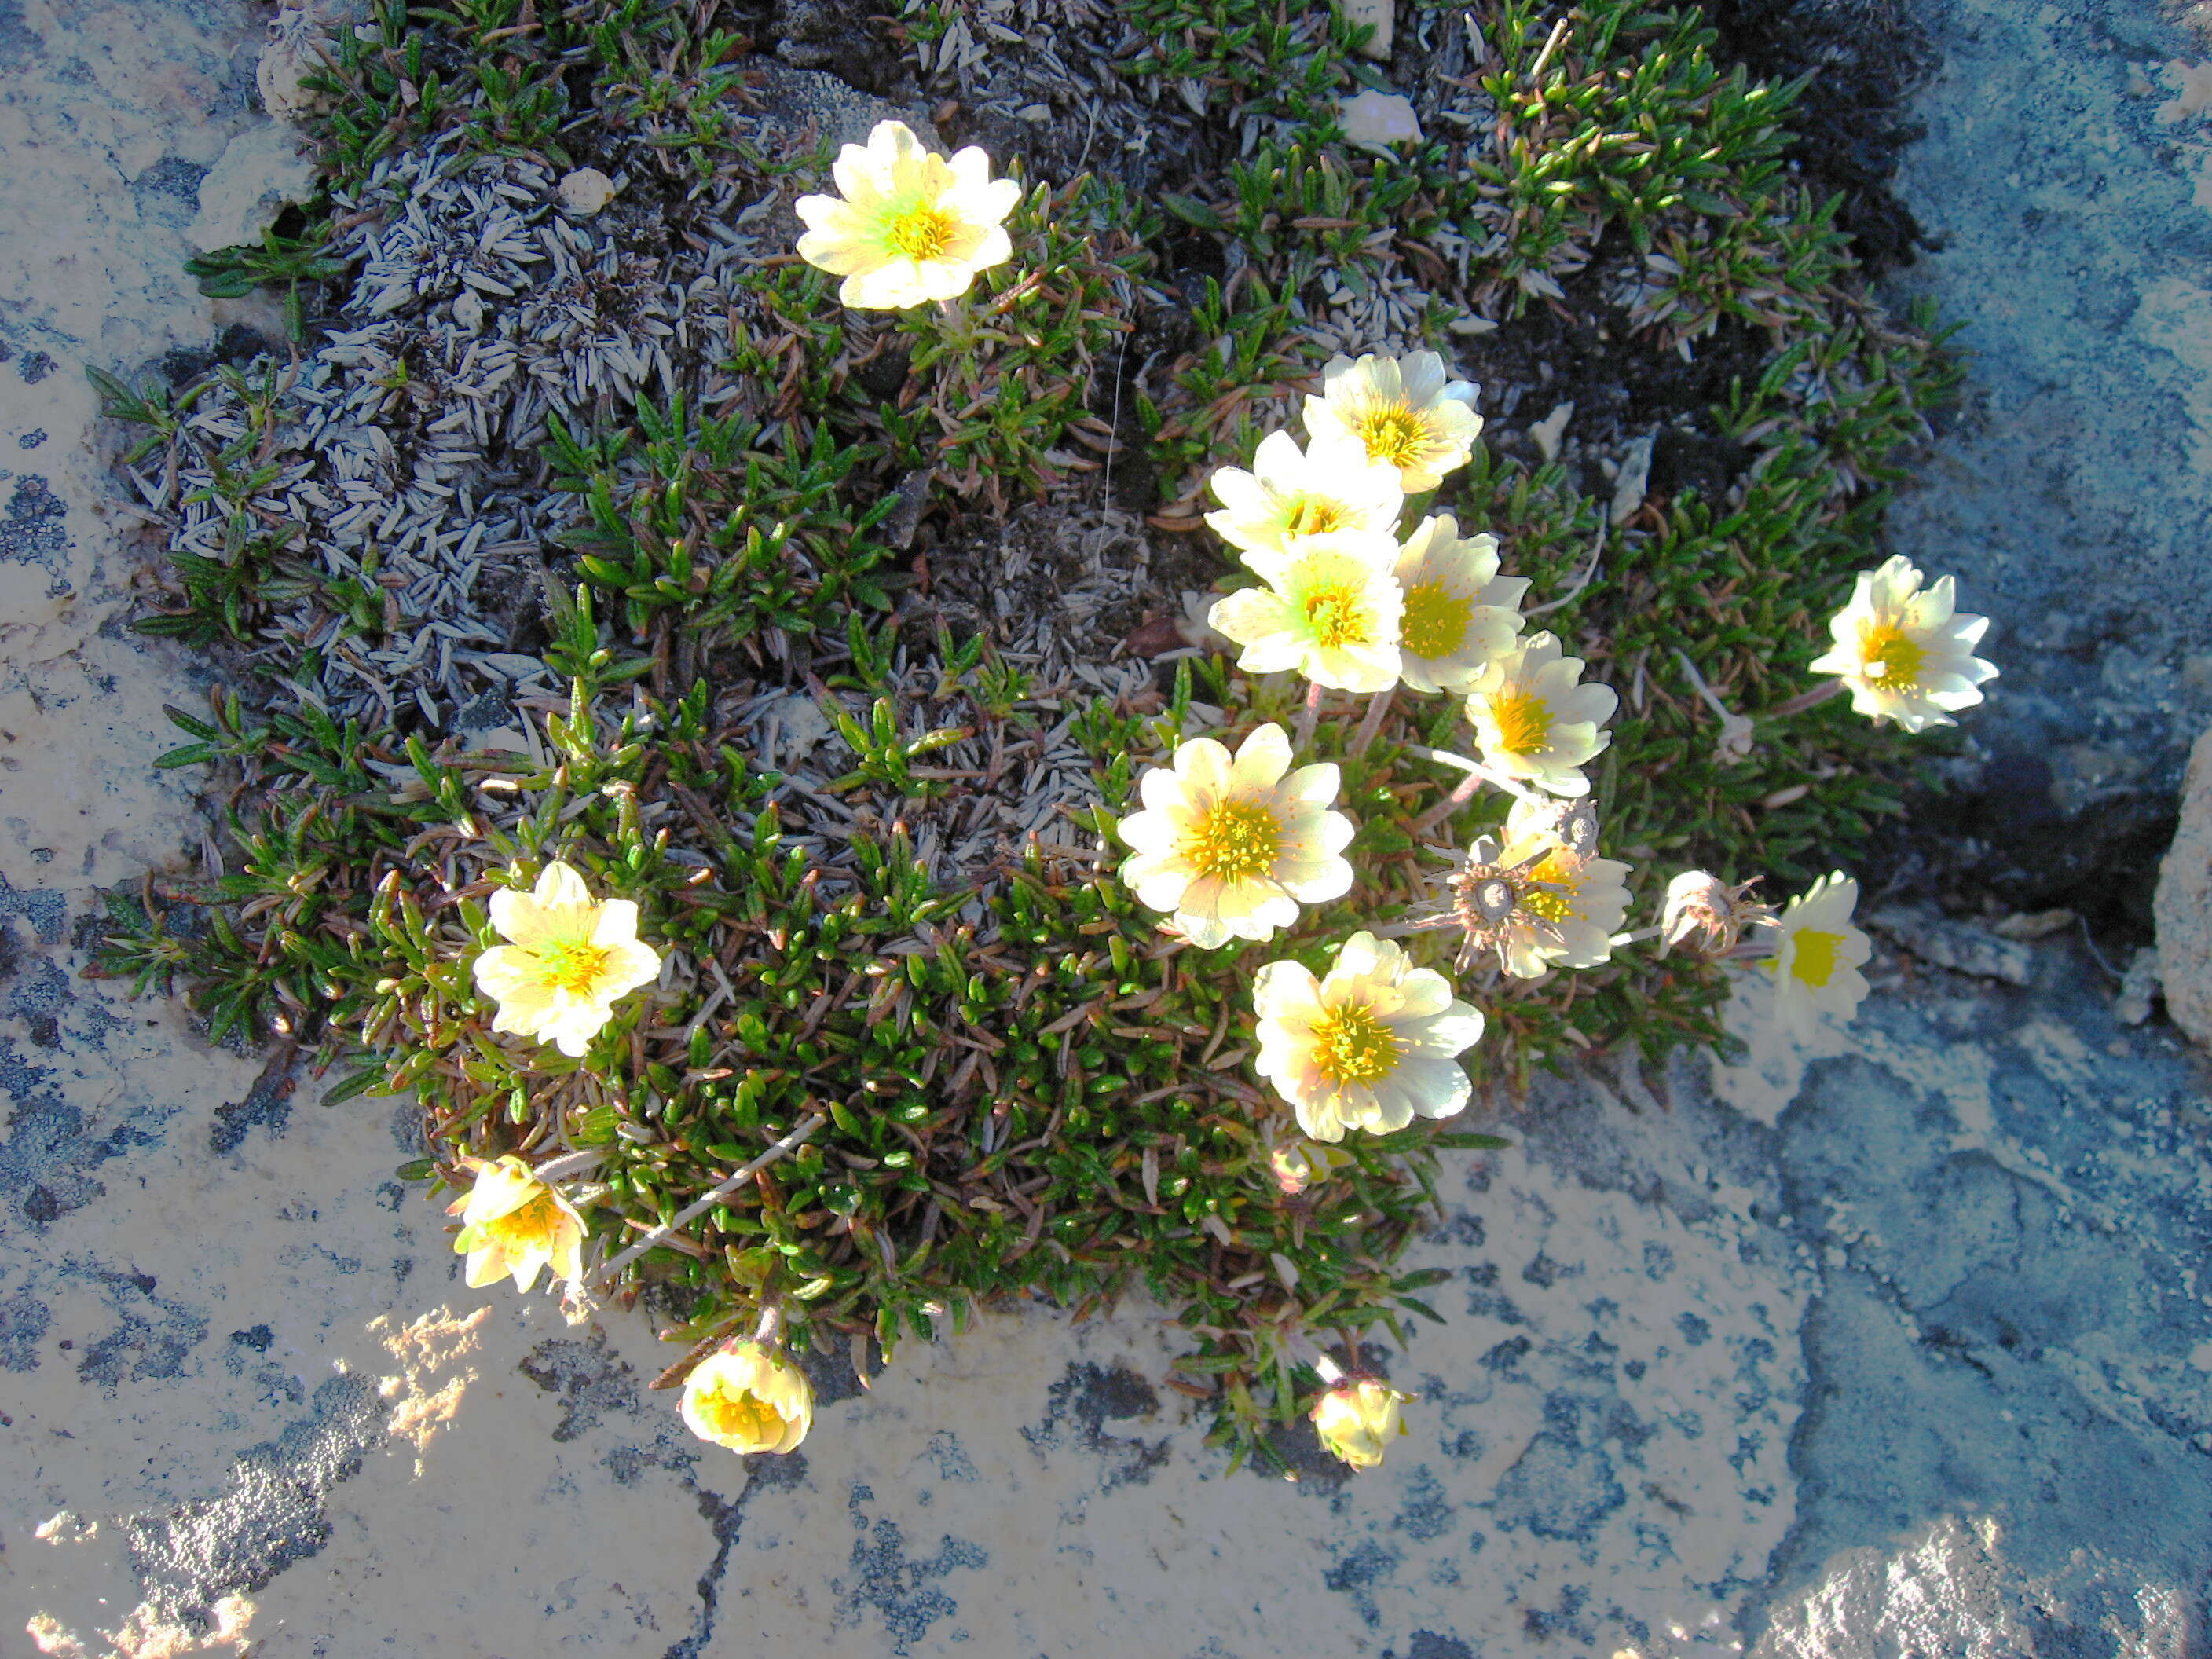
1349,687,1395,758
1293,680,1325,750
1770,677,1848,718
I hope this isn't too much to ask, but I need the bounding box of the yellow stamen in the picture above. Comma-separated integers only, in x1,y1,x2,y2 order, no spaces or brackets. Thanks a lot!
1788,928,1843,987
1310,1002,1401,1087
1858,621,1925,693
1401,580,1474,660
698,1386,786,1445
1357,404,1430,470
534,936,613,996
1518,852,1579,922
1281,494,1347,536
1487,690,1553,756
884,203,958,260
1301,581,1370,650
1181,799,1283,883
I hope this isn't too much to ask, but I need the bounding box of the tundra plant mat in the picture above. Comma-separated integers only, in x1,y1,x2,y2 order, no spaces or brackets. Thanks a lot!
90,0,1957,1469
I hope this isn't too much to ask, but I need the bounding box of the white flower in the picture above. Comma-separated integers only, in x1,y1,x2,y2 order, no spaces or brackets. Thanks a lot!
793,120,1021,309
1463,632,1618,796
1205,430,1405,559
1117,723,1354,948
447,1155,587,1294
681,1340,814,1455
1207,530,1404,693
472,861,663,1058
1303,351,1484,492
1391,514,1529,694
1312,1377,1412,1469
1763,872,1873,1039
1497,797,1634,972
1807,555,1998,732
1253,931,1483,1142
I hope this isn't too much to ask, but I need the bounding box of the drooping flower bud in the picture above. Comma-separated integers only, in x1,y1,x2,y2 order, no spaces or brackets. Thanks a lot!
1310,1377,1412,1470
681,1339,814,1456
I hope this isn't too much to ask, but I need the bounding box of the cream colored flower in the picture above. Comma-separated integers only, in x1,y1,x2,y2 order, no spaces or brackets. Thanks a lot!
472,860,662,1058
1253,931,1483,1143
1497,795,1633,972
1392,514,1529,694
1117,723,1354,948
1463,632,1617,796
793,120,1020,309
1303,350,1483,492
1205,430,1405,559
1807,555,1998,733
447,1154,586,1294
1312,1377,1411,1470
1207,530,1404,693
681,1340,814,1455
1763,872,1873,1040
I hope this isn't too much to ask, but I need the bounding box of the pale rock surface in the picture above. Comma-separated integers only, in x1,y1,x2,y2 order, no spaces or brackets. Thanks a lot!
559,167,620,216
189,125,320,253
4,2,2212,1657
2152,727,2212,1043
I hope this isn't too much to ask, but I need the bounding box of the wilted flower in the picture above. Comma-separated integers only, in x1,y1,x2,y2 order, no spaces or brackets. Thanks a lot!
1807,555,1998,732
1208,530,1405,693
472,861,661,1057
1311,1377,1412,1470
1304,351,1484,492
447,1154,587,1294
1661,870,1776,955
1253,931,1483,1142
1397,833,1567,976
1463,632,1617,797
793,120,1020,309
1117,723,1355,948
1764,872,1873,1040
1498,795,1633,972
1205,430,1404,558
681,1339,814,1455
1392,514,1529,694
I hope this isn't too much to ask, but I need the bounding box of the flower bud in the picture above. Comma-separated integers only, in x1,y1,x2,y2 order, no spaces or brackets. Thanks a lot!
1269,1137,1353,1196
681,1339,814,1456
1311,1377,1411,1470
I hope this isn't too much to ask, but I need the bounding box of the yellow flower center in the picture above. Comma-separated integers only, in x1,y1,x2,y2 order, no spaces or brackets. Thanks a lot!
1309,1001,1401,1087
1181,799,1283,884
533,935,613,997
1401,580,1474,659
1787,928,1844,987
492,1191,566,1250
1487,689,1553,756
1858,621,1925,693
699,1384,787,1448
1518,852,1579,922
1280,494,1347,536
1356,404,1429,470
1301,580,1371,650
884,201,959,261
